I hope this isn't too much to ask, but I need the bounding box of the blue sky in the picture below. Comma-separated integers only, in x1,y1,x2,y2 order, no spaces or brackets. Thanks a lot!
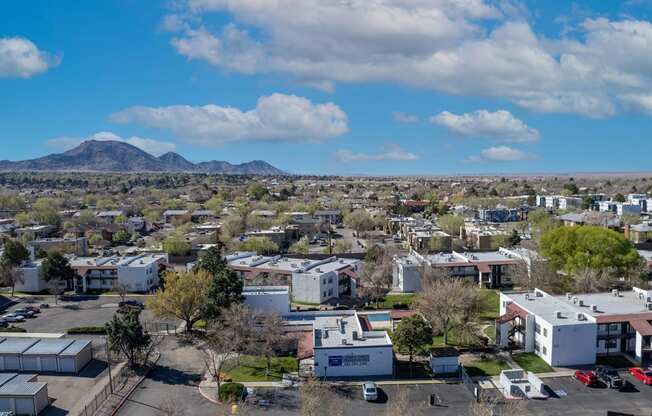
2,0,652,175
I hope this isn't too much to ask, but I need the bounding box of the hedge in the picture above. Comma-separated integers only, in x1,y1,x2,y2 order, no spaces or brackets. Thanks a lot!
218,382,245,403
0,326,27,333
67,326,107,334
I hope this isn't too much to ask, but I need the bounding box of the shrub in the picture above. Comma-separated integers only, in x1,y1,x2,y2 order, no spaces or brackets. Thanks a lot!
0,326,27,333
218,382,245,403
67,326,107,334
392,303,409,310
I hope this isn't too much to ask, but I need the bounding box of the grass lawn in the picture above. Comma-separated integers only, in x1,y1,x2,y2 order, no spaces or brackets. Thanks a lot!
479,289,500,321
375,293,415,309
463,356,510,377
512,352,553,373
223,355,298,382
483,323,495,341
192,320,207,329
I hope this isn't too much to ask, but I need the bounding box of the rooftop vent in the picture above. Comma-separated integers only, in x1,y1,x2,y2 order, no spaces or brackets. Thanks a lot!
556,311,564,319
566,293,572,300
341,339,347,345
572,296,579,304
612,289,620,297
590,304,598,312
323,330,329,339
647,303,652,311
352,331,358,340
578,300,584,307
577,313,586,321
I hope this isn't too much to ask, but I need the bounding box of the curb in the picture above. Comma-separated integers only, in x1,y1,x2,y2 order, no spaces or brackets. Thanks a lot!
198,380,220,404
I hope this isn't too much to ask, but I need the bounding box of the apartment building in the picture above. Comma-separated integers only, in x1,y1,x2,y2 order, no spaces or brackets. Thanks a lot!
498,287,652,367
478,207,525,223
69,253,167,293
536,195,582,210
226,252,361,304
28,237,88,257
392,247,531,292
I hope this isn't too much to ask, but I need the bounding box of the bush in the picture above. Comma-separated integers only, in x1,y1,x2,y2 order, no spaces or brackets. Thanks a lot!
218,382,245,403
0,326,27,333
392,303,409,310
67,326,107,335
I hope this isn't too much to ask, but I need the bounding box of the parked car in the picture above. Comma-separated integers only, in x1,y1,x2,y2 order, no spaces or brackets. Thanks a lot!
39,303,50,309
25,305,41,313
0,319,8,328
2,314,25,323
13,308,34,318
119,300,145,309
596,366,624,389
574,370,599,386
362,382,378,401
630,367,652,385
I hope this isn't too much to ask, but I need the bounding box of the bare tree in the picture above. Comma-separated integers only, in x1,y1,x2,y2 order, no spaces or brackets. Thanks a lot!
574,267,612,293
469,397,526,416
414,276,482,345
249,312,287,377
359,246,395,307
0,263,23,297
112,281,130,303
201,331,239,397
47,281,65,305
384,387,422,416
158,393,185,416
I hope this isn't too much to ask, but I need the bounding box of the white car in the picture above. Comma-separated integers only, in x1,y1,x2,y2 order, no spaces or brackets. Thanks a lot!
2,314,25,322
362,382,378,401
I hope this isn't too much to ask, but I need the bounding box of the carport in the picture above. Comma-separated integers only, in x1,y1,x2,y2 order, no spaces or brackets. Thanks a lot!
0,339,39,371
58,340,92,373
0,373,49,415
22,339,75,373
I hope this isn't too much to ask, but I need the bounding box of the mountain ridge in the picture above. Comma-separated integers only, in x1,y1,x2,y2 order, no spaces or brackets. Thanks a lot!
0,140,287,175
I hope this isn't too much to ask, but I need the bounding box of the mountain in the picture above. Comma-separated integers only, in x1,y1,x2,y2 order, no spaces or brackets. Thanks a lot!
0,140,287,175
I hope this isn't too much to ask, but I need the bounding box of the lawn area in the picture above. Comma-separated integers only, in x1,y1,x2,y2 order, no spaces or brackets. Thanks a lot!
375,293,415,309
479,289,500,321
223,355,298,382
483,323,495,341
463,356,510,377
512,352,553,373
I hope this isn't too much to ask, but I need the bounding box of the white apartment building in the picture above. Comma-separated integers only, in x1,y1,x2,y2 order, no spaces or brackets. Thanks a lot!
226,252,360,304
243,285,290,315
69,253,167,293
498,287,652,367
536,195,582,210
311,312,393,377
392,248,532,292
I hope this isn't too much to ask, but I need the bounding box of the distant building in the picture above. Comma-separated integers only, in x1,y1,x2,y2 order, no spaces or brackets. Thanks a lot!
28,237,88,257
478,208,523,223
243,285,290,315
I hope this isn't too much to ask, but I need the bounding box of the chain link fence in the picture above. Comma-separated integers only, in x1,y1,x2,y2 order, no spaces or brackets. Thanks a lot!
80,364,128,416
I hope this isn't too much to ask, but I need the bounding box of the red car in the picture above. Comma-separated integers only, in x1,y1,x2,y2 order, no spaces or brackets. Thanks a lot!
630,367,652,385
574,370,599,386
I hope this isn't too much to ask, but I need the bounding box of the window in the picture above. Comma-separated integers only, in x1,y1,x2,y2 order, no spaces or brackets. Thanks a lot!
328,277,333,284
328,288,333,296
543,328,548,337
609,324,619,332
534,341,540,352
542,346,547,355
605,339,617,349
535,323,541,334
323,291,327,297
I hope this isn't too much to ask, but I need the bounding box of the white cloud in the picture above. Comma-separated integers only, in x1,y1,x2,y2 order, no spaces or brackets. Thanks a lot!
46,132,177,156
335,144,419,163
619,94,652,116
392,112,419,124
163,2,652,117
431,109,539,142
110,93,349,145
0,37,59,78
467,146,536,162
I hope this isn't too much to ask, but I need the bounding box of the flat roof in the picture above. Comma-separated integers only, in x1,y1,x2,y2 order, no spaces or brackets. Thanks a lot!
313,313,391,348
59,339,92,356
0,338,39,354
23,339,75,355
506,291,591,326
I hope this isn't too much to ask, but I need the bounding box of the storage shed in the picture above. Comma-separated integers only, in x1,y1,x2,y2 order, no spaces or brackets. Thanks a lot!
58,340,92,373
429,347,460,374
22,339,74,373
0,373,49,415
0,339,39,371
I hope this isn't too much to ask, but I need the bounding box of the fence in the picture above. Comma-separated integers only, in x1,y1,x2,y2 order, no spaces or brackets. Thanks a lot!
80,363,128,416
459,366,482,402
142,321,179,335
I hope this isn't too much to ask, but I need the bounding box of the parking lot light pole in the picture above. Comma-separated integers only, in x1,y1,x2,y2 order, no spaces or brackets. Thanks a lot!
105,337,113,394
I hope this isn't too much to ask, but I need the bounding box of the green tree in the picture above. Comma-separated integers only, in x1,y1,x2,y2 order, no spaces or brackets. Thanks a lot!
204,195,224,213
105,307,154,368
239,237,278,255
247,183,268,200
194,246,244,322
613,193,626,203
505,229,521,247
112,229,130,245
540,226,642,278
438,215,464,236
41,252,74,303
0,240,29,296
344,210,375,236
289,237,310,254
162,234,191,256
393,315,433,376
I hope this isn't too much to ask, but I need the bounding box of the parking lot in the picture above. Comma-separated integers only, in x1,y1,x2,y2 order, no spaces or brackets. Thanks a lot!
3,295,179,334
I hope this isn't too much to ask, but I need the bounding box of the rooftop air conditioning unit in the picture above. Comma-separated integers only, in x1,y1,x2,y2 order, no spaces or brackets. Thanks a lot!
572,297,578,304
566,293,572,300
578,300,584,307
556,311,564,319
612,289,619,297
590,305,598,312
524,294,530,300
341,339,348,345
577,313,586,321
647,303,652,311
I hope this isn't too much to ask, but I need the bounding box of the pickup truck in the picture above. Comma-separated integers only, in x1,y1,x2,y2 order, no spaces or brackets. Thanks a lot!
596,366,624,389
574,370,599,387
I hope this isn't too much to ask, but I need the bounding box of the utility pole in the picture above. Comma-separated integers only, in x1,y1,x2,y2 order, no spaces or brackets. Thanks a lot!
328,218,332,255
